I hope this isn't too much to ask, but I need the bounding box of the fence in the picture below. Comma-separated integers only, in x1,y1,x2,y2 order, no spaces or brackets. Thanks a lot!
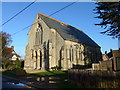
68,69,120,88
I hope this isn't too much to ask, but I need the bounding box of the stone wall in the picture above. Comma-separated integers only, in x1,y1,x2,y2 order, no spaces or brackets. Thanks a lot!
92,60,113,71
24,14,102,71
24,15,65,70
99,60,113,71
61,41,102,70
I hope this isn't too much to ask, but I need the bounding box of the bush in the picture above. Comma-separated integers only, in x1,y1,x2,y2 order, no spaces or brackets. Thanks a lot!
15,60,21,68
6,60,22,70
7,64,16,70
6,68,26,76
13,68,26,76
51,65,62,71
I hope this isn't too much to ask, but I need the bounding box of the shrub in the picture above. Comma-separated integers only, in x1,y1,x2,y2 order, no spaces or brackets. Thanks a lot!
51,65,62,71
7,64,16,70
6,68,26,76
15,60,21,68
6,60,22,70
51,66,56,70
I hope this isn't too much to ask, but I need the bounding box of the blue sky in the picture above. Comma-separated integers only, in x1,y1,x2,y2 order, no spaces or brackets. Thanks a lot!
2,2,118,59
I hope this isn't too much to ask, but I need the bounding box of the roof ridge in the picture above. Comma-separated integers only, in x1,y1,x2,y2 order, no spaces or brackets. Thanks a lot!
38,12,83,32
67,25,83,32
37,12,99,48
38,12,68,25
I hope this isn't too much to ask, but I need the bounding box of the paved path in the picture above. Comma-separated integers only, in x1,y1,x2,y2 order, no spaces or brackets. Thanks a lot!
19,75,62,89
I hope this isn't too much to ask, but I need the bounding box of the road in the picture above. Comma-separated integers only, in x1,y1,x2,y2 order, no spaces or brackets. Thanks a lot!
2,76,35,89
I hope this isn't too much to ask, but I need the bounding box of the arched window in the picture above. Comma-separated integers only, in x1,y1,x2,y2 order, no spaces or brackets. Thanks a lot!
35,23,43,45
38,23,42,30
69,48,74,61
66,49,69,59
35,51,38,59
72,49,74,61
61,47,64,59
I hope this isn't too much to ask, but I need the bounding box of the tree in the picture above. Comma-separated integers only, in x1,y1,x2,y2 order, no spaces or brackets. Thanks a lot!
94,2,120,38
1,31,12,49
0,31,12,69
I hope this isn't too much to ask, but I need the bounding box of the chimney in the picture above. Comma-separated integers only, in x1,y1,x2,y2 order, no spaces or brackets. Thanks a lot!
11,46,14,50
110,49,112,52
105,51,107,54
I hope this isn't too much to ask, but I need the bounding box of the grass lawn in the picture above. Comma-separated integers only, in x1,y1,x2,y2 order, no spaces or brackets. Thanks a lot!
2,69,27,77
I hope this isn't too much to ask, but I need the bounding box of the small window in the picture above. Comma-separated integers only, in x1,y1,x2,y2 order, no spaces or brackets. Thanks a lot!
36,28,39,32
69,49,71,61
66,49,69,59
72,49,74,61
38,23,42,30
38,16,41,20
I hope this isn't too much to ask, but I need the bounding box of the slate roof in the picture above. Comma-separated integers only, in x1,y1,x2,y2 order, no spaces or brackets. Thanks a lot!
107,52,113,58
3,47,13,58
12,53,21,58
3,46,21,59
38,12,100,48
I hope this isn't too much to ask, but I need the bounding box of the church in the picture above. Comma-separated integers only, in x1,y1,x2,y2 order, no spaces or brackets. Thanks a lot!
24,12,102,70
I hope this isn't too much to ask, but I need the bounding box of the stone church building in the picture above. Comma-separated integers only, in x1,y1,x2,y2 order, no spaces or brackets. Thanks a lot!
24,12,102,70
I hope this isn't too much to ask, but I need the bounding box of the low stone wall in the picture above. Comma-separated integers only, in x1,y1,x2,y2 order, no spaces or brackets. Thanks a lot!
68,69,120,88
99,60,113,71
92,60,113,71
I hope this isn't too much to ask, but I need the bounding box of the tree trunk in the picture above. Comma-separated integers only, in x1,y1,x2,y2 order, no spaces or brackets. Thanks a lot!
3,64,6,69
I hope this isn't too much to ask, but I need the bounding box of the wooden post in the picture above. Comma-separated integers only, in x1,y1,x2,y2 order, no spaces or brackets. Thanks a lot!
112,50,120,71
118,37,120,50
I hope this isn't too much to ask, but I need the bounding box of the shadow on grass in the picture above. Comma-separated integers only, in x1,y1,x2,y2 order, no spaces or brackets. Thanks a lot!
2,69,27,77
29,71,68,77
26,71,77,88
2,70,77,88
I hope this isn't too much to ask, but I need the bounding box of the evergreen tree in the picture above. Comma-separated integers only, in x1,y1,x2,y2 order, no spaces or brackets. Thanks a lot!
94,2,120,38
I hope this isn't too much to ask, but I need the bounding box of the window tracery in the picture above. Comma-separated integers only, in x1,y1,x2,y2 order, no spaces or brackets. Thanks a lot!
35,23,43,45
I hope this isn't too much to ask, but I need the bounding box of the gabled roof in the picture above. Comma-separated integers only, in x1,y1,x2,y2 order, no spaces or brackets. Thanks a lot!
3,46,14,58
38,12,100,48
12,53,21,58
3,46,21,59
107,52,113,58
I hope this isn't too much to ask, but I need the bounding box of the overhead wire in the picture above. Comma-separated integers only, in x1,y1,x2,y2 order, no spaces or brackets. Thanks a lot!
1,0,79,55
1,0,37,27
11,0,79,36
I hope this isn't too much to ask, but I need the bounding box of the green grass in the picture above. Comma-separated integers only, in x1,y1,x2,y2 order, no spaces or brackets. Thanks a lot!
29,71,68,76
